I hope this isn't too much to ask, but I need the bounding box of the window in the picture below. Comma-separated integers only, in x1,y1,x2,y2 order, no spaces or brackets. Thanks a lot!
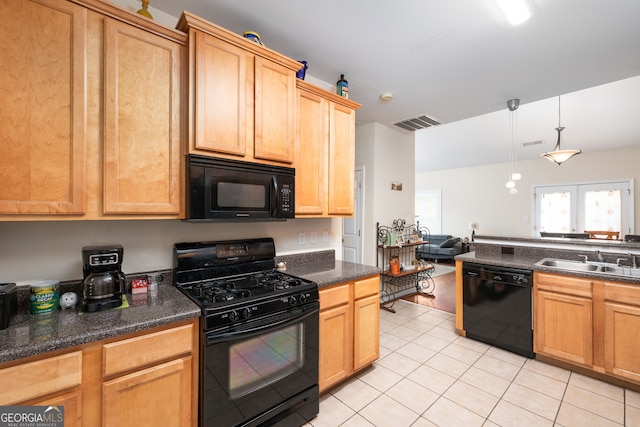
416,190,441,233
534,180,634,236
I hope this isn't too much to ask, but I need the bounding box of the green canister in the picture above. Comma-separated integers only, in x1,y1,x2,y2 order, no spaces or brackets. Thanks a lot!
30,280,59,315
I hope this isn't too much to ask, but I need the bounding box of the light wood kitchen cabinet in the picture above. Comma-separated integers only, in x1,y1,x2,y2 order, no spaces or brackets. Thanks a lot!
295,81,360,217
603,281,640,383
319,283,352,390
318,275,379,392
178,12,300,165
100,322,196,427
0,0,87,215
0,351,83,426
535,272,640,387
328,102,357,215
102,17,183,216
0,0,186,220
0,319,198,427
353,279,381,370
102,357,192,427
534,272,593,367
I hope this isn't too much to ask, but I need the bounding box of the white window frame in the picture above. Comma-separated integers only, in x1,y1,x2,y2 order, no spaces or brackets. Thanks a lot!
533,179,634,237
416,190,442,234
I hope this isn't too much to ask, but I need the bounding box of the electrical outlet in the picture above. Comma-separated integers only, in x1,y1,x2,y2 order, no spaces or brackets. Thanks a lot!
298,232,305,245
322,231,329,242
310,232,317,244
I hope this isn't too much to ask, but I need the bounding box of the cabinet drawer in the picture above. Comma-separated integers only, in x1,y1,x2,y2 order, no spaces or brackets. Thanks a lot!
354,276,380,300
103,324,193,377
0,351,82,405
320,283,350,310
535,272,593,298
604,282,640,305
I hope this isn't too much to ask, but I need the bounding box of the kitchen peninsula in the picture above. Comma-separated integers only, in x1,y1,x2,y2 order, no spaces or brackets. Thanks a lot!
456,235,640,392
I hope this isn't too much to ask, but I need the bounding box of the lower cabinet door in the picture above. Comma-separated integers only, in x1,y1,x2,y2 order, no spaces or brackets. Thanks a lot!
102,356,192,427
535,290,593,367
604,301,640,383
33,390,82,427
319,303,352,392
353,293,380,371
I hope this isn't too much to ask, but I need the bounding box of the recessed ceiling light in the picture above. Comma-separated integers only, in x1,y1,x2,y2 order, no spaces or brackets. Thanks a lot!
496,0,531,25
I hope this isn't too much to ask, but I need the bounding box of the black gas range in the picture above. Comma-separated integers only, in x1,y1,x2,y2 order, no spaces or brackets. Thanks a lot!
174,238,319,427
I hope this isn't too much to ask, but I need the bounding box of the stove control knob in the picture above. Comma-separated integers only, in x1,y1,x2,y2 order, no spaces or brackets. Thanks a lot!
298,294,307,304
228,310,239,322
242,307,252,319
288,296,297,306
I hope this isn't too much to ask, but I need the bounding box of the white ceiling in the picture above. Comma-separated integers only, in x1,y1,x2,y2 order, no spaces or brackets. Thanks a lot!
146,0,640,171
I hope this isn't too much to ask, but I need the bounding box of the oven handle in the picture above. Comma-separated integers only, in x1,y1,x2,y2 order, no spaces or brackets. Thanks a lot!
205,302,319,345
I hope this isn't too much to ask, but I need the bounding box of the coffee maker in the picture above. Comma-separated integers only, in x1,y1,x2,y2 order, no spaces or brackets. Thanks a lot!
82,245,126,312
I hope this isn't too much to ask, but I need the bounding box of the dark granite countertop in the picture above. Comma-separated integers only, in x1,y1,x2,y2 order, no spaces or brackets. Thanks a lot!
456,251,542,270
283,259,380,287
456,251,640,285
0,284,200,364
0,252,379,365
276,250,380,287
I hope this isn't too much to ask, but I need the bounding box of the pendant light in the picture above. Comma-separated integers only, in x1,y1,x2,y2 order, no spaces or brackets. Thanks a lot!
541,96,581,165
505,98,521,194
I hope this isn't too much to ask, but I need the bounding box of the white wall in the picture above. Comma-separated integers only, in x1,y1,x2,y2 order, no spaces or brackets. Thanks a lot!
356,123,415,266
0,218,341,283
416,145,640,240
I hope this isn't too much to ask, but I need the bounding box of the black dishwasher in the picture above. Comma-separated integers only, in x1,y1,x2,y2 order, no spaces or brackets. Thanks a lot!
462,263,534,358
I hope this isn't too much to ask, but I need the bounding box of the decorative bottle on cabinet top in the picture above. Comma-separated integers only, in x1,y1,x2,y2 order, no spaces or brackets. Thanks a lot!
337,74,349,98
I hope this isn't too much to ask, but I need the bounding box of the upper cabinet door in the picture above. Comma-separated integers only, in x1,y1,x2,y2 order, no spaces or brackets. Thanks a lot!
0,0,86,215
295,89,327,215
254,57,296,164
328,103,356,215
193,31,252,157
103,18,183,215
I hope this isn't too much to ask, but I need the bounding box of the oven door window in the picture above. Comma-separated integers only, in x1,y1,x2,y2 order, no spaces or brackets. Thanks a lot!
229,323,303,399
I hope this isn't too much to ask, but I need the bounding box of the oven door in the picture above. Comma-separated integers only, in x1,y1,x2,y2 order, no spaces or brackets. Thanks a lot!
202,302,319,427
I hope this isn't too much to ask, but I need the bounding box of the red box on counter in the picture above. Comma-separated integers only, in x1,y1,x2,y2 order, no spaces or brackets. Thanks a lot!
131,278,148,294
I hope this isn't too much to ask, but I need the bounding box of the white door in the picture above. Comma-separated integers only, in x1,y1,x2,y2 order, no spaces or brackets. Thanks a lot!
342,167,363,263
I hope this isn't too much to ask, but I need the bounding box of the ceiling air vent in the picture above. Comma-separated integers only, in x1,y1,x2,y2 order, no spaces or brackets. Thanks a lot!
393,115,441,132
522,140,543,147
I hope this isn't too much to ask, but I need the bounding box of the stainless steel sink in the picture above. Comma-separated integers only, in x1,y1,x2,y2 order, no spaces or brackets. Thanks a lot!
598,265,640,277
536,258,640,278
536,258,600,271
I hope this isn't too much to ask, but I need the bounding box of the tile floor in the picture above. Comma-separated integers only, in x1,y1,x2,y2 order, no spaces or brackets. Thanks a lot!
306,300,640,427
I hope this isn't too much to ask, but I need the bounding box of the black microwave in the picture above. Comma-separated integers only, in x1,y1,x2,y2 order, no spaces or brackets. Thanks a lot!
187,155,295,221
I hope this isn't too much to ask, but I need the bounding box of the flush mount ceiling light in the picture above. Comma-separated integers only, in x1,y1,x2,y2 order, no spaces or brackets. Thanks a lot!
541,96,582,165
496,0,531,25
379,92,393,102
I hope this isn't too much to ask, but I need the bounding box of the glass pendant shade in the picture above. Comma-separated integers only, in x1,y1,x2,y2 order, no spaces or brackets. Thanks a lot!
505,98,522,192
541,97,582,165
541,126,582,165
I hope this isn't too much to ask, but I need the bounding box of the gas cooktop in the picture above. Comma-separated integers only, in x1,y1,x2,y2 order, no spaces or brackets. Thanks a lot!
173,238,319,330
179,270,312,307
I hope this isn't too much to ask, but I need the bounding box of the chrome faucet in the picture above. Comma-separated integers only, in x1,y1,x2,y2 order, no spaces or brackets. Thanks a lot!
629,253,638,268
617,257,629,267
577,254,589,263
595,250,605,262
